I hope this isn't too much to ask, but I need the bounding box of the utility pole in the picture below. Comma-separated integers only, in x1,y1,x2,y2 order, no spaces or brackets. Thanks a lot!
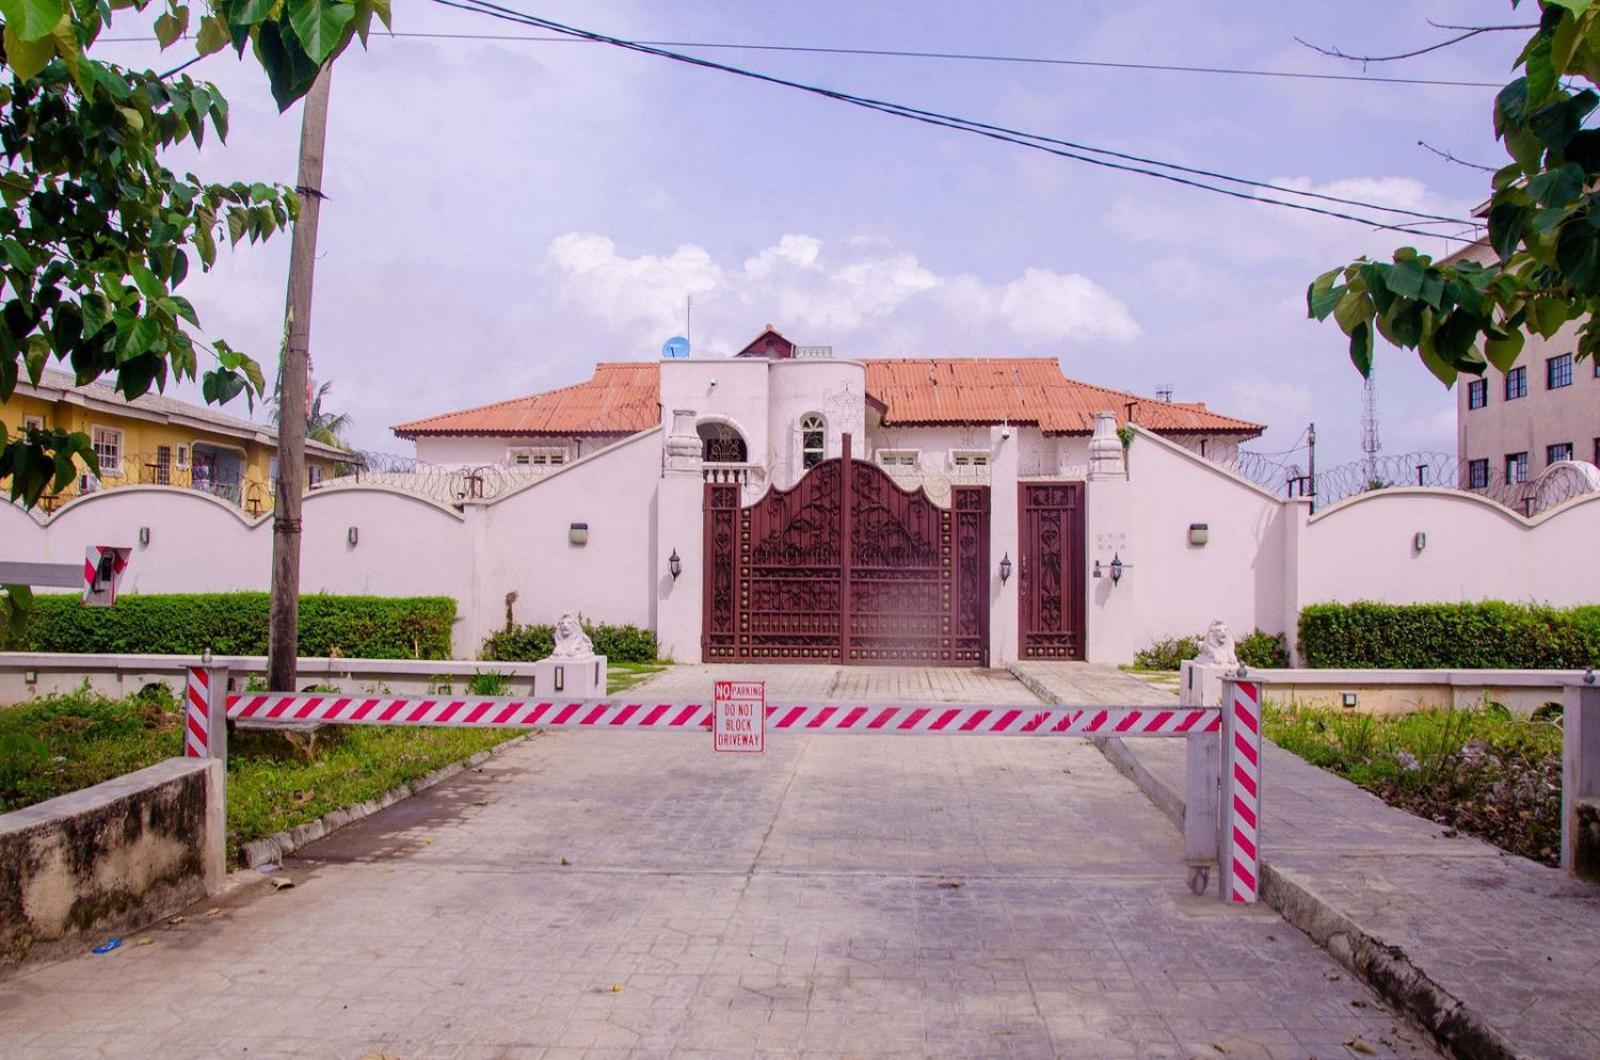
268,66,332,693
1307,422,1317,513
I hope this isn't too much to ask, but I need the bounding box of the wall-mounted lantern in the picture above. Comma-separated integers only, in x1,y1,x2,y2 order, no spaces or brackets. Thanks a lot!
999,552,1012,583
1341,692,1359,709
1110,552,1125,584
668,548,682,580
569,522,589,546
138,526,151,547
346,526,358,547
1412,531,1427,552
1188,523,1209,547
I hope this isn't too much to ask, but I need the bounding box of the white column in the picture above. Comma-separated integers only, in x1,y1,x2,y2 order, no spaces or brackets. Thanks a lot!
988,425,1019,666
1280,498,1310,665
656,410,705,664
1563,680,1600,880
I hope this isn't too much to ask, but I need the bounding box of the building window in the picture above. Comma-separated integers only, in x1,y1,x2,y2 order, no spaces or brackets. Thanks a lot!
1466,379,1487,410
1506,451,1529,484
91,426,122,475
950,450,990,468
1505,367,1527,400
1548,442,1573,465
308,464,325,487
509,447,566,467
22,414,44,431
876,449,919,468
1547,353,1573,389
175,444,189,468
799,413,825,470
155,445,172,485
698,422,748,463
1467,459,1489,489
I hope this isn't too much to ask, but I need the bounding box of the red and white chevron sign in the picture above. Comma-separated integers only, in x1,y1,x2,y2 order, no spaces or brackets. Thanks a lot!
1223,679,1263,904
223,693,1220,736
185,667,212,758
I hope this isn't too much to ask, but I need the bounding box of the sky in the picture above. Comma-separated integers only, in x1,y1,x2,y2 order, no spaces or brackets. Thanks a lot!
91,0,1525,470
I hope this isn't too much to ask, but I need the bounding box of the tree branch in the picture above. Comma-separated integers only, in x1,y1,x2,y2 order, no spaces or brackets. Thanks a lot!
1417,139,1498,173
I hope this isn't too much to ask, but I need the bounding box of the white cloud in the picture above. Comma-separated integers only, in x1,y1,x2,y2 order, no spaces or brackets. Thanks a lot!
1226,378,1315,428
542,232,1140,354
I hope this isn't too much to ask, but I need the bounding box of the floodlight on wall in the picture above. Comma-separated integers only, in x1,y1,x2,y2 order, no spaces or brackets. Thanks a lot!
1188,523,1208,546
999,552,1012,583
138,526,151,546
347,526,358,547
1413,531,1427,552
668,548,682,580
569,522,589,546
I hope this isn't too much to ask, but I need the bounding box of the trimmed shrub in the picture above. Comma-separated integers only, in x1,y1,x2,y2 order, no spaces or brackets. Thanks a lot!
480,620,659,664
1298,601,1600,669
1131,628,1290,671
4,592,456,660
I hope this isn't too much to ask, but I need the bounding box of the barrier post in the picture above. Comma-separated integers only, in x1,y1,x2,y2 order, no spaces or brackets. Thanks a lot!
1219,676,1262,904
1179,662,1225,893
1563,678,1600,881
184,660,230,768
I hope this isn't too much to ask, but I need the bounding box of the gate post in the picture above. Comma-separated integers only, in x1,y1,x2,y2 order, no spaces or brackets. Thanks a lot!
1179,661,1222,892
1219,676,1262,904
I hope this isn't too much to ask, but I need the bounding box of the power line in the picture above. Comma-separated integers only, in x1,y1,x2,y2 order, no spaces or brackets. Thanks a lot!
94,31,1501,88
431,0,1474,237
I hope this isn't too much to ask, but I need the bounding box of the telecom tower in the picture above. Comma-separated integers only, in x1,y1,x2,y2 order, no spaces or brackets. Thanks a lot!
1361,370,1381,486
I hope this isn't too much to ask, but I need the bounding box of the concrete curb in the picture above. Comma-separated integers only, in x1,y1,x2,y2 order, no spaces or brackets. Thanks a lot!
1095,738,1518,1060
238,734,533,868
1005,663,1056,707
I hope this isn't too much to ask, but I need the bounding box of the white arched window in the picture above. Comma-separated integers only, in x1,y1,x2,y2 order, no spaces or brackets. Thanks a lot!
799,413,826,469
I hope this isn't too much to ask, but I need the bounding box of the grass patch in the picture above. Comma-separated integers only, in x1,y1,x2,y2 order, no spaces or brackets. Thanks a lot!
1265,702,1563,864
609,660,671,694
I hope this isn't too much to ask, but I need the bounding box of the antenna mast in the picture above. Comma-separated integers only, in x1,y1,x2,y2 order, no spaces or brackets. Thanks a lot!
1361,370,1381,486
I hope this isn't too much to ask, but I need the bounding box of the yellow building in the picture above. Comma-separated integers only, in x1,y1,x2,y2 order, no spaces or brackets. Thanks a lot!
3,368,351,514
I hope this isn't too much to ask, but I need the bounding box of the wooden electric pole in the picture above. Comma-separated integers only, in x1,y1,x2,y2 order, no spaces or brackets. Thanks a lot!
268,66,332,693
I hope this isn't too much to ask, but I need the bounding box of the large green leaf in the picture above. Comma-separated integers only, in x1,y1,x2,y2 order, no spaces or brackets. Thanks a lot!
0,0,63,41
3,23,56,80
288,0,355,65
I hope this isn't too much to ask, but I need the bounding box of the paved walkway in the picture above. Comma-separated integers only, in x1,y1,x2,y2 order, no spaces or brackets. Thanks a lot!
1008,662,1180,708
1120,737,1600,1059
630,663,1038,704
0,665,1435,1057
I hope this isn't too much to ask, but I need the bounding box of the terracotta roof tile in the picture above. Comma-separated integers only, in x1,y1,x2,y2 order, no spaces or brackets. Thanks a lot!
392,357,1262,440
392,362,661,437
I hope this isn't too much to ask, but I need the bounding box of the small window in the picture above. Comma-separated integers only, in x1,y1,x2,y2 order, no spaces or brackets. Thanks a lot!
1547,353,1574,390
1506,451,1529,484
876,449,919,468
308,464,325,487
22,414,44,431
1547,442,1573,465
1505,367,1527,400
799,414,826,470
1466,379,1487,410
154,445,172,486
1467,459,1489,490
950,450,990,468
176,444,189,468
509,447,566,467
91,426,122,475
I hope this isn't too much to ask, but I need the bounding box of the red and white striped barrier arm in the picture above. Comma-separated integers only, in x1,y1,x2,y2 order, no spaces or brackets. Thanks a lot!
185,666,211,758
1222,679,1263,904
224,694,1220,737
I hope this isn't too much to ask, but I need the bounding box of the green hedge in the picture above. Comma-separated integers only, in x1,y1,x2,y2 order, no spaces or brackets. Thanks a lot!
1298,601,1600,669
481,620,658,664
1132,629,1290,671
4,593,456,659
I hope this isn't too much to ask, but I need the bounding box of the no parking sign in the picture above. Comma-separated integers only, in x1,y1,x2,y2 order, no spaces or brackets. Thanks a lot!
713,680,765,753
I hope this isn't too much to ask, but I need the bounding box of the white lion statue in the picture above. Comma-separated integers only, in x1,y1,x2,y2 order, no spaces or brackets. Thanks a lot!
1194,620,1239,667
550,612,595,658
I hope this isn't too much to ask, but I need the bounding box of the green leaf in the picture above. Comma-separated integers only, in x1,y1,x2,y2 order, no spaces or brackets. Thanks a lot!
1384,258,1423,299
288,0,355,65
0,0,64,41
4,23,57,80
196,14,230,54
1484,329,1525,373
233,0,278,25
1347,320,1373,377
1488,201,1527,263
153,7,189,48
1527,162,1585,207
1525,32,1557,106
1529,296,1571,338
1333,288,1373,337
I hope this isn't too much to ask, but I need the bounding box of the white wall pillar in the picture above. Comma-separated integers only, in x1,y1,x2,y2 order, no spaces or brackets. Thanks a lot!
656,410,705,664
1564,681,1600,880
988,425,1019,666
1281,498,1310,664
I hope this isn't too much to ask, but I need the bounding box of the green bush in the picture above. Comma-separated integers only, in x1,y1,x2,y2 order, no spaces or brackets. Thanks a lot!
4,592,456,660
1298,601,1600,669
481,620,659,663
1131,628,1289,670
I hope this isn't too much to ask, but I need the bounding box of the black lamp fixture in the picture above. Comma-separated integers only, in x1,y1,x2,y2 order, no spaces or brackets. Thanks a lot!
668,548,682,580
999,551,1012,583
1109,552,1124,585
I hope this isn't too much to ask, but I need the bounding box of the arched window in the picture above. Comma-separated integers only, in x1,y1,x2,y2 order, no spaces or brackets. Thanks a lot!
698,421,747,463
800,413,826,469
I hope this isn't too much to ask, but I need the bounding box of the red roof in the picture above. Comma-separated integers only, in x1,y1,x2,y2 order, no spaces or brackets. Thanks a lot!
393,355,1261,439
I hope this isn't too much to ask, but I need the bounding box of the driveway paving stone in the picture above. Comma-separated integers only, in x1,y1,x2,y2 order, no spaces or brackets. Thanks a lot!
0,665,1437,1058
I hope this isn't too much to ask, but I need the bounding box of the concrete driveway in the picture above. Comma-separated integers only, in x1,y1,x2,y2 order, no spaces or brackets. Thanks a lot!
0,666,1435,1057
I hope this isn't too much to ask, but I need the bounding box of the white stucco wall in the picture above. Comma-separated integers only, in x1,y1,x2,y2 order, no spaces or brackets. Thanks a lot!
411,435,583,468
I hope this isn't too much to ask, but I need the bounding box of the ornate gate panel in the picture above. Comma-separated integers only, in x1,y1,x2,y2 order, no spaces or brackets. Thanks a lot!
704,439,988,665
1018,482,1086,660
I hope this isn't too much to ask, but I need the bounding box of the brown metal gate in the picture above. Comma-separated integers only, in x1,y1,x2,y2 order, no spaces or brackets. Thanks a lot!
704,436,989,665
1018,482,1086,660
